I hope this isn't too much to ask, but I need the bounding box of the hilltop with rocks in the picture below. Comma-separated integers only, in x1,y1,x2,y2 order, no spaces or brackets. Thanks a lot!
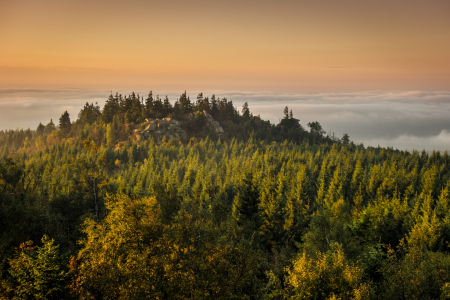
133,110,225,144
134,117,187,143
201,110,225,137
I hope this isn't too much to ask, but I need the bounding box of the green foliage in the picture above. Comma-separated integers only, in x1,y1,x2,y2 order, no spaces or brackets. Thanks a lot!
58,111,71,137
70,194,163,299
242,102,250,119
232,170,260,227
2,91,450,299
70,194,261,299
342,133,350,146
101,94,120,124
75,140,109,222
4,236,68,300
308,121,326,144
380,243,450,300
106,123,115,147
194,110,206,127
44,119,56,135
36,123,45,137
77,102,101,125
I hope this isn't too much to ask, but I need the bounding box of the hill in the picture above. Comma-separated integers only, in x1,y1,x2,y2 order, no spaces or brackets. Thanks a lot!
1,91,449,299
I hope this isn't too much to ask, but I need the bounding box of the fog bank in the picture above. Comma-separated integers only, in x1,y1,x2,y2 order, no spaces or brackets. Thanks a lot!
1,89,449,152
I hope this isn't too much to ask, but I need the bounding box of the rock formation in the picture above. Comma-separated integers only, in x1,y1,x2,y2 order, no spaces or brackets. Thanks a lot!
133,112,224,144
202,111,225,137
134,118,187,143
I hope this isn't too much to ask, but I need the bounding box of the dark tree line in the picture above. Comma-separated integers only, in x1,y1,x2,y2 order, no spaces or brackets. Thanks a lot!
1,91,347,154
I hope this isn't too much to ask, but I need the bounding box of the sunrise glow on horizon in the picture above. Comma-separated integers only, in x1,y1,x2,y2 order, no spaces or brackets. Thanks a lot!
1,0,449,92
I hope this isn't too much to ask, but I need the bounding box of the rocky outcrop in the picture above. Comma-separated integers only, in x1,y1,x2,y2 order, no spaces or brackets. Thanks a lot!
134,118,187,143
202,111,225,137
133,112,224,144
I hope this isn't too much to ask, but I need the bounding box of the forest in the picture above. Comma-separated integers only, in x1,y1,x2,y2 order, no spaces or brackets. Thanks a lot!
1,91,450,299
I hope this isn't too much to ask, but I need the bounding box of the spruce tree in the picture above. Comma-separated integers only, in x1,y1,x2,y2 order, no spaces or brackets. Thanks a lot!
242,102,250,119
235,170,259,225
106,124,115,147
283,106,289,119
7,236,68,299
210,94,219,118
179,91,192,114
163,96,173,116
102,93,120,123
342,133,350,146
153,95,164,119
44,119,56,135
145,91,154,115
58,111,71,137
36,123,45,136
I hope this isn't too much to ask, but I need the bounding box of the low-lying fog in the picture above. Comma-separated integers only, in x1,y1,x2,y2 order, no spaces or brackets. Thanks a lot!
1,89,450,152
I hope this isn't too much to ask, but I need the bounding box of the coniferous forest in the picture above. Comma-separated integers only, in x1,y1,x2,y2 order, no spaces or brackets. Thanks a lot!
2,91,450,300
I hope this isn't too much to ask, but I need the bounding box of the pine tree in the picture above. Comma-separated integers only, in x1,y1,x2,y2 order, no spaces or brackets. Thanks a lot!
58,111,71,137
36,123,45,136
145,91,154,116
351,159,364,193
179,91,192,115
101,93,120,123
7,236,68,299
153,95,164,119
163,95,173,116
210,94,219,118
106,123,116,147
234,170,259,225
44,119,56,135
342,133,350,146
78,102,101,125
200,96,211,113
283,106,289,120
242,102,250,119
436,180,450,219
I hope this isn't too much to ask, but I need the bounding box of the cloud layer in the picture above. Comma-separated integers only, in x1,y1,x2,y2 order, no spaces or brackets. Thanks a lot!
1,89,450,152
221,90,450,151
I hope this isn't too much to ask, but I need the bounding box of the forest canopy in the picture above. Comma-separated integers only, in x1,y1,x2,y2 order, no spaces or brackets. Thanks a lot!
1,91,449,299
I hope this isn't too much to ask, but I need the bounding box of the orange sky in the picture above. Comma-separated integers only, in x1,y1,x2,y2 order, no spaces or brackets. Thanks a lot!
1,0,449,92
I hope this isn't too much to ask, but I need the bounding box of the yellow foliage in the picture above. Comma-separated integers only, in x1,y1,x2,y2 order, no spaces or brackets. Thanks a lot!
286,243,369,300
70,194,163,299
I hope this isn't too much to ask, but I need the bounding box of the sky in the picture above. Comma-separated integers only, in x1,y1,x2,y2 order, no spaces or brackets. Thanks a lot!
1,0,449,91
1,0,450,150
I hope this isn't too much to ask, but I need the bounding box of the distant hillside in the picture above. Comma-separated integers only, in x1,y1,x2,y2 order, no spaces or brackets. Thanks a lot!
0,91,351,154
